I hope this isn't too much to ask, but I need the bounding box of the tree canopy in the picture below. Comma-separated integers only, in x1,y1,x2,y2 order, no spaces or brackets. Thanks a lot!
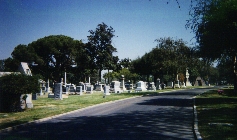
187,0,237,90
86,22,118,82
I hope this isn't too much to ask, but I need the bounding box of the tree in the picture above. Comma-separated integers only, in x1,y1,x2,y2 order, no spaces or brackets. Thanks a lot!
155,37,191,86
217,56,233,84
0,59,5,71
3,57,19,72
11,44,36,63
86,22,118,82
103,68,139,84
119,58,132,69
130,37,200,87
187,0,237,91
27,35,78,82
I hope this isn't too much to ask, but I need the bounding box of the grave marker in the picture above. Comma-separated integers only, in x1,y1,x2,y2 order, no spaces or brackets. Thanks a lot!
54,83,63,100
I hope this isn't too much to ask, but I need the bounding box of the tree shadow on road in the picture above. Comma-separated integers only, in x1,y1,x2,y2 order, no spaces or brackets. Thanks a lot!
138,97,194,107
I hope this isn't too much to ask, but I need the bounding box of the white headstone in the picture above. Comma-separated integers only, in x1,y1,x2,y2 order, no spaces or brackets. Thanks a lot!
185,69,192,86
104,86,110,95
76,86,82,95
111,81,122,93
135,81,147,92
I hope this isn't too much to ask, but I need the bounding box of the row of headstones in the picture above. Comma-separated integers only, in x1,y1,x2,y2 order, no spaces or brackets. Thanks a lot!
48,79,192,100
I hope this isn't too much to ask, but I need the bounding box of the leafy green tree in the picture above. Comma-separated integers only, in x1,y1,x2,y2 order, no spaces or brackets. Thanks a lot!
131,37,202,86
103,68,139,84
68,40,91,83
86,22,118,82
11,44,36,63
155,37,191,85
28,35,78,82
187,0,237,91
217,56,233,85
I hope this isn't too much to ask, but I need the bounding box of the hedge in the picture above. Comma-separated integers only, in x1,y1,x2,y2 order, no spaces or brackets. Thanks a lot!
0,74,39,112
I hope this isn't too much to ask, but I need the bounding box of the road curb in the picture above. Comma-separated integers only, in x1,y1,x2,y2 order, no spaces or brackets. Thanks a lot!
0,96,141,133
193,96,202,140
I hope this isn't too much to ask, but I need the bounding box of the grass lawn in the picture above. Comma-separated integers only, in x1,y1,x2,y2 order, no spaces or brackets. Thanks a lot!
195,88,237,140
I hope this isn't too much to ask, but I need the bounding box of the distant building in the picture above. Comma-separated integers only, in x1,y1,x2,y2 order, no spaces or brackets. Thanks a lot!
18,62,32,76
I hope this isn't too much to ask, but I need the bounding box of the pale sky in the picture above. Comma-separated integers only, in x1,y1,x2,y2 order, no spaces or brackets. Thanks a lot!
0,0,195,60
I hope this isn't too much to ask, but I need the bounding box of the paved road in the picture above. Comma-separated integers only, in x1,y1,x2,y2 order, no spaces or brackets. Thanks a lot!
0,87,215,140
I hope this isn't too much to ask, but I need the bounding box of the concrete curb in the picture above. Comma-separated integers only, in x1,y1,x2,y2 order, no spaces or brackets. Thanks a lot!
0,96,141,133
193,96,202,140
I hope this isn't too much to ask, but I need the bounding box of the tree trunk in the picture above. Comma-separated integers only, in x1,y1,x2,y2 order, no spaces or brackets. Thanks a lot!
99,69,102,82
154,75,157,86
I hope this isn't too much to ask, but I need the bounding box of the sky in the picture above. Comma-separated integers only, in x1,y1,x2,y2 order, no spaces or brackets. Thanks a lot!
0,0,196,61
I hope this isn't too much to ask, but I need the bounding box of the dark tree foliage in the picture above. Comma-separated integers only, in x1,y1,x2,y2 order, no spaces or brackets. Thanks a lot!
187,0,237,91
28,35,77,81
0,59,5,71
3,57,19,72
11,44,37,63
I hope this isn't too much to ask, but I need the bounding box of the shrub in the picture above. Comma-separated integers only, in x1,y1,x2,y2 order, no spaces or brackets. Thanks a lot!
0,74,39,112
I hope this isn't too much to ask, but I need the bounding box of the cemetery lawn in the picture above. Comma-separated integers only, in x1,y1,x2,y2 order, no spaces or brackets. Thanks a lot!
195,88,237,140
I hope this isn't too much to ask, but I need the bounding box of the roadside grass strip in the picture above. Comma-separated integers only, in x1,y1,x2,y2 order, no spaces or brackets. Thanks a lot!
195,88,237,140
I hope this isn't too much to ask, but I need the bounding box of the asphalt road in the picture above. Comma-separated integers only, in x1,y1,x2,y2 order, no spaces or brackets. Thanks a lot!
0,87,215,140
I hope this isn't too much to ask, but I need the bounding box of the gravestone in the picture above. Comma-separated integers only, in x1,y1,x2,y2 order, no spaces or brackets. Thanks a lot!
104,85,110,95
185,69,192,86
135,81,147,92
161,83,165,89
69,86,75,94
194,77,206,86
174,74,180,88
156,78,161,90
76,86,82,95
79,82,86,92
54,83,63,100
120,75,126,91
95,84,104,92
125,81,133,90
86,85,93,94
181,82,186,88
167,82,173,88
32,93,37,100
111,81,122,93
148,82,156,91
20,94,33,109
38,79,46,96
85,83,91,91
174,80,180,88
63,86,69,94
